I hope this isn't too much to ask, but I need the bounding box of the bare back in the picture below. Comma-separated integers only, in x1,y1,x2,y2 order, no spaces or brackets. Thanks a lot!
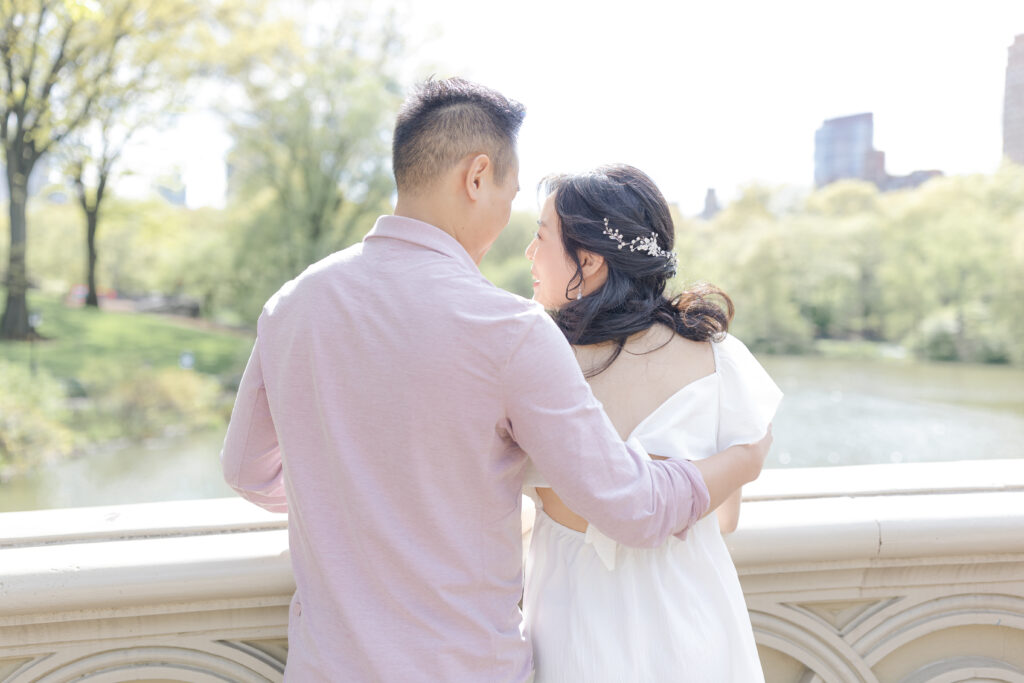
537,325,715,532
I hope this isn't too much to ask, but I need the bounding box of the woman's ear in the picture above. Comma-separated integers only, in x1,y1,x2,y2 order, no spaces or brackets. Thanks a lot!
464,154,491,200
578,249,606,279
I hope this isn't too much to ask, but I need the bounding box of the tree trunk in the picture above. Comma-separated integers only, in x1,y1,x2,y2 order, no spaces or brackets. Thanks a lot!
1,173,31,339
85,209,100,307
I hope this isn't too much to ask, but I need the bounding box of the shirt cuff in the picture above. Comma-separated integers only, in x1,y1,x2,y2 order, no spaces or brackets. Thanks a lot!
672,458,711,542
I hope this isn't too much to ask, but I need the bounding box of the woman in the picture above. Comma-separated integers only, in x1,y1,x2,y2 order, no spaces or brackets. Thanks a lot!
522,164,781,682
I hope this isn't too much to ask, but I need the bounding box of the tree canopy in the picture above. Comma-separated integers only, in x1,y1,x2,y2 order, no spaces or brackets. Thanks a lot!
0,0,250,336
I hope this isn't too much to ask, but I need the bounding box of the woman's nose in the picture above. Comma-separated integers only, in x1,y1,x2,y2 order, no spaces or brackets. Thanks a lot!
525,237,537,260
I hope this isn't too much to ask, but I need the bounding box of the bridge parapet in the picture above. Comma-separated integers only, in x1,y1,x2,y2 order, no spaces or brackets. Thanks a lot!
1,459,1022,682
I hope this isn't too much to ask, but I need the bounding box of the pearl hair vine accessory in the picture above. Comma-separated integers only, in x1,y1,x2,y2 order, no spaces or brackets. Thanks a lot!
602,217,679,270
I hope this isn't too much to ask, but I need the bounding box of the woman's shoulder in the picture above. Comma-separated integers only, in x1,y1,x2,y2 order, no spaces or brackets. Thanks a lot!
581,326,716,396
625,324,712,362
661,327,715,374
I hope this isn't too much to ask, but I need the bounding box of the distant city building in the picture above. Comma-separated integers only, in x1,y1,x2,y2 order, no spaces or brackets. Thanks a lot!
1004,34,1024,165
155,170,187,206
814,113,886,188
700,188,721,220
814,112,941,192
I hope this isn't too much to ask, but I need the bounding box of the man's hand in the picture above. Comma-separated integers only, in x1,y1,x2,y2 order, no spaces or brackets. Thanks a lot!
738,424,773,484
693,424,773,517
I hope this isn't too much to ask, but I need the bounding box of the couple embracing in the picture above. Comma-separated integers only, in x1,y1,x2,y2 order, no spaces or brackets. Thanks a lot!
221,77,781,682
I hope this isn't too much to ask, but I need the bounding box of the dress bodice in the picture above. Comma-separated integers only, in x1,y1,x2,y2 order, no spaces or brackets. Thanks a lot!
628,333,782,459
524,333,783,570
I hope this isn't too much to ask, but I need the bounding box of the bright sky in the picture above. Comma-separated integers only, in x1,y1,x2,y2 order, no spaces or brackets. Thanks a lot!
122,0,1024,214
403,0,1024,213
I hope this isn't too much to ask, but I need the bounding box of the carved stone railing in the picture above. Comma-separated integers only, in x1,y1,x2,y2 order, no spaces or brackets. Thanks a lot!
733,459,1024,683
1,459,1023,682
0,499,292,682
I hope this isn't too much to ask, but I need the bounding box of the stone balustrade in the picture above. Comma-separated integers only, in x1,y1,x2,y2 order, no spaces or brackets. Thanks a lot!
732,459,1024,682
1,459,1023,682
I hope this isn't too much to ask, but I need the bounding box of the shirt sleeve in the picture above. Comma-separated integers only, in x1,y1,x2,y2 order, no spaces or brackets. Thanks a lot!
504,314,709,548
220,335,288,513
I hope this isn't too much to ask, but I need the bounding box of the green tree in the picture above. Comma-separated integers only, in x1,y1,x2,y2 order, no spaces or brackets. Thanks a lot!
65,102,145,308
798,181,885,340
897,172,1022,362
0,0,249,335
225,6,403,312
63,44,182,307
1,0,132,337
683,186,814,353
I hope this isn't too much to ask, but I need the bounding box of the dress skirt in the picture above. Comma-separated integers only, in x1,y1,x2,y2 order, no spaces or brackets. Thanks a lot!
523,510,764,683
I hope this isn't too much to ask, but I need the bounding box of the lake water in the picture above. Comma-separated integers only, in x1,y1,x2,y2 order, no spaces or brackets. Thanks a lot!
2,356,1023,512
760,356,1024,468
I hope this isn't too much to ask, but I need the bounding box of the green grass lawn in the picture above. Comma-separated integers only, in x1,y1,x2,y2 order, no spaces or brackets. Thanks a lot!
0,291,255,381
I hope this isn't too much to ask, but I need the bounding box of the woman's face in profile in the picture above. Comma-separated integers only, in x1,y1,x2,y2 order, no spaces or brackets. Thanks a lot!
525,193,579,310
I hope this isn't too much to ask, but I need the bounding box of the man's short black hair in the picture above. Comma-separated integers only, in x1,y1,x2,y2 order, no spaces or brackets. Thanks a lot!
393,78,526,193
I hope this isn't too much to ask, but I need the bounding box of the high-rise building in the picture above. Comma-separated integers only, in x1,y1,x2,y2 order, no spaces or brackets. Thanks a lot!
699,188,721,220
814,113,941,191
1004,34,1024,165
814,113,886,188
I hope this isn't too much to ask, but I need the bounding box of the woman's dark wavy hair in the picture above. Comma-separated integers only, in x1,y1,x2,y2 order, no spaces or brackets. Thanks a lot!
542,164,733,376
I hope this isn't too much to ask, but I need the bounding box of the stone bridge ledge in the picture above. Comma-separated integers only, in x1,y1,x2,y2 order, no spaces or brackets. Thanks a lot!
2,459,1023,682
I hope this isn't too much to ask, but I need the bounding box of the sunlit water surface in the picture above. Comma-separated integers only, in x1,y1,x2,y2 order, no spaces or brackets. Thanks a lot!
2,356,1022,512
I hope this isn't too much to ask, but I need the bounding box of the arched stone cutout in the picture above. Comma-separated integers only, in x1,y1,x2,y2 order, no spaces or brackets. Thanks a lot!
218,640,286,674
901,656,1024,683
25,645,281,683
750,610,878,683
855,593,1024,665
791,598,900,635
756,643,813,682
2,656,49,682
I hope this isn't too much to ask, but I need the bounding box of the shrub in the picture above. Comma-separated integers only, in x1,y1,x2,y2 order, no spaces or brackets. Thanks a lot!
75,364,229,440
907,305,1012,364
0,361,76,480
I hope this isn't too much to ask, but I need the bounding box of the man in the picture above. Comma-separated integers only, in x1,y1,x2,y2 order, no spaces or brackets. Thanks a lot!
221,77,769,681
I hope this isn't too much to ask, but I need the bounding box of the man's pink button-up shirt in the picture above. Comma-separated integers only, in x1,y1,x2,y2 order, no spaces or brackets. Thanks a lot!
221,215,710,682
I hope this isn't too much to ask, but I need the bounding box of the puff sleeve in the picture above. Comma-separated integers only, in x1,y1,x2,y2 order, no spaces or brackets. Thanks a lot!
714,334,783,451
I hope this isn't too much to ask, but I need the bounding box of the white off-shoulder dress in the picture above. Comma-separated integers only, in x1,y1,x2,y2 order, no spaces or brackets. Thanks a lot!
523,334,782,683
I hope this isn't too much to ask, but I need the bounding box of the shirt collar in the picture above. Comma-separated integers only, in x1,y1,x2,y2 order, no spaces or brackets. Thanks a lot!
364,215,479,273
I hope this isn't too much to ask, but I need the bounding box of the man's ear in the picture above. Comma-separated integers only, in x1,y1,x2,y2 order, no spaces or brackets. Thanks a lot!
464,154,491,201
579,250,606,279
